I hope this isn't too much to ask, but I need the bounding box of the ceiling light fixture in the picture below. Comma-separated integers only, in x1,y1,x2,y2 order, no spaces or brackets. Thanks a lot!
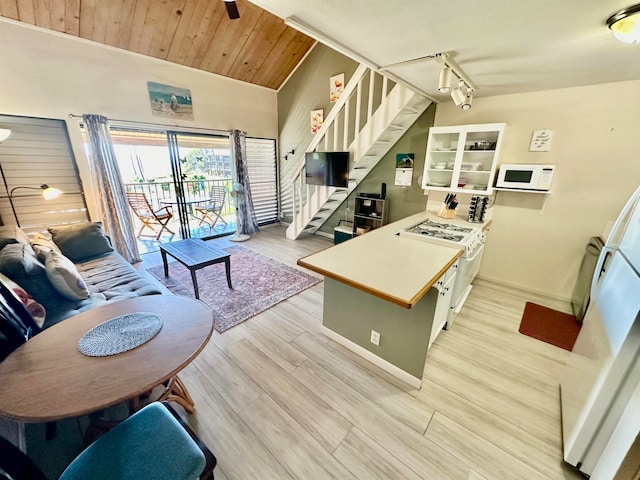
462,91,473,110
438,66,452,93
606,4,640,44
435,52,476,109
0,129,11,142
450,80,466,106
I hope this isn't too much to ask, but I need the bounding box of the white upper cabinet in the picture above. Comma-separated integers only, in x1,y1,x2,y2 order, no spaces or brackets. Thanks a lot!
422,123,505,194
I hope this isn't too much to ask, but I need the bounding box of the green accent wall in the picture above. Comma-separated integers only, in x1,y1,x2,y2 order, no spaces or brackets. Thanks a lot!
323,278,437,379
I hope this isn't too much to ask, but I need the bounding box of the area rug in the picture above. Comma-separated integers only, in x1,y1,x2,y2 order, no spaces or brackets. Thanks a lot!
518,302,582,351
146,246,321,333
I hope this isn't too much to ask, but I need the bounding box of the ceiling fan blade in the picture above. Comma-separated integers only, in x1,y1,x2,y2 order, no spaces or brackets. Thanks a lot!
224,1,240,19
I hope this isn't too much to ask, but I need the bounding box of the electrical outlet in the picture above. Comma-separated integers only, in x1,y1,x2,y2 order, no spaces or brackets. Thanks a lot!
370,330,380,346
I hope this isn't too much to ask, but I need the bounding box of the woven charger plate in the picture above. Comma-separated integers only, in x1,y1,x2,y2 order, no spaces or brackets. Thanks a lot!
78,312,163,357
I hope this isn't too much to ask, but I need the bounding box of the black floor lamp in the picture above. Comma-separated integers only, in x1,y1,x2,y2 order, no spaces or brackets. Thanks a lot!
7,185,63,228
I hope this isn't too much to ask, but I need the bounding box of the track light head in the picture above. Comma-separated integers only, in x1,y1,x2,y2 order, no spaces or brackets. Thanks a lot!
438,66,452,93
462,91,473,110
450,81,466,106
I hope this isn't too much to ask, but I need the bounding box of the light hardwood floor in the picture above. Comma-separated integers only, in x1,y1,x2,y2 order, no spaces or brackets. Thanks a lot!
141,225,583,480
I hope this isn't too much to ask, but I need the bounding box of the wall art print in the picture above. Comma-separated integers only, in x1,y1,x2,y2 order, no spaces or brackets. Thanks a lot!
147,81,194,120
330,73,344,103
311,109,324,134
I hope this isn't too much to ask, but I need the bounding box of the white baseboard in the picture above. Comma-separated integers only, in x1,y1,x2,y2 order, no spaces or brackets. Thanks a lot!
321,326,423,389
314,230,333,240
474,274,572,305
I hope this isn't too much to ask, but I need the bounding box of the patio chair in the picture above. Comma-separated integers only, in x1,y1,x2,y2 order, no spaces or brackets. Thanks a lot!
126,192,174,240
194,186,228,229
0,402,217,480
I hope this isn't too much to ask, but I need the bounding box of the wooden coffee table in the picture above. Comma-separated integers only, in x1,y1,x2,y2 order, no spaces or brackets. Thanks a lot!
160,238,232,299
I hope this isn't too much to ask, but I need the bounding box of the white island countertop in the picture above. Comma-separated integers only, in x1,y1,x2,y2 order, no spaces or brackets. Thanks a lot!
298,211,465,309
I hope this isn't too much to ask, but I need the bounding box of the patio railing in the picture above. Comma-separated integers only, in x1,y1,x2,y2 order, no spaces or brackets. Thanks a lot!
124,179,235,218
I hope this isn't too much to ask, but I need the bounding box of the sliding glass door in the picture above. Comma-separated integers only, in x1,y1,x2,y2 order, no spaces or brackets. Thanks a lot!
109,127,277,253
166,132,234,239
112,129,234,243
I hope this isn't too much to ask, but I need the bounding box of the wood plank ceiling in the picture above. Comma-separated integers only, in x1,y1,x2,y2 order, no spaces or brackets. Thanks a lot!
0,0,315,90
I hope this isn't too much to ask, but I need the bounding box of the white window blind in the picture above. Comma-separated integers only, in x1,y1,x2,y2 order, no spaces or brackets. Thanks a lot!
246,138,278,225
0,116,88,232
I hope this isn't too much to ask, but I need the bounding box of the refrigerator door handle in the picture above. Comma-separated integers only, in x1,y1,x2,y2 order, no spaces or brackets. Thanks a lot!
605,186,640,247
591,246,614,298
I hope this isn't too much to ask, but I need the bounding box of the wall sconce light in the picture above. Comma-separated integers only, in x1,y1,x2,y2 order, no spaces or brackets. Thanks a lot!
8,184,63,227
0,129,11,142
607,4,640,44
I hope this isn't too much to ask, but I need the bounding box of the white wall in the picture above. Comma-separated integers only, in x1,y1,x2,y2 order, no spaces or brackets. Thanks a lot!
434,79,640,300
0,19,278,219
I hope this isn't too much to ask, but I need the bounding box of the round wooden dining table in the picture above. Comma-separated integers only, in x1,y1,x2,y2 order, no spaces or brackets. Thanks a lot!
0,295,213,423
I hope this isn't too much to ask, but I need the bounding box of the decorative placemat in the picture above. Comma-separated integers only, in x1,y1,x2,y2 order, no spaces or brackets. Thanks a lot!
78,312,163,357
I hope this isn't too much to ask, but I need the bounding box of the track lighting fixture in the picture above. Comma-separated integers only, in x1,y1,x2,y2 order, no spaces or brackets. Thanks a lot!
462,91,473,110
434,52,477,109
606,4,640,44
450,80,466,106
438,66,452,93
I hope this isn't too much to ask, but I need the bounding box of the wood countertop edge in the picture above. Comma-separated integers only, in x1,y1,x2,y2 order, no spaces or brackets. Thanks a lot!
297,249,463,309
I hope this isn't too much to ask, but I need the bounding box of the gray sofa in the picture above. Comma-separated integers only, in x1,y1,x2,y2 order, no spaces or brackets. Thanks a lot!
0,223,162,330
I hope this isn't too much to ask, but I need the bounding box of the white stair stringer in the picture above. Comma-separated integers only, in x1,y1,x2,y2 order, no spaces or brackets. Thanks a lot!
286,72,432,239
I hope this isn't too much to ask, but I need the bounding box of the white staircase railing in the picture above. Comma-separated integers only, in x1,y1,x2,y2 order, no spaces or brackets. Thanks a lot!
285,65,431,240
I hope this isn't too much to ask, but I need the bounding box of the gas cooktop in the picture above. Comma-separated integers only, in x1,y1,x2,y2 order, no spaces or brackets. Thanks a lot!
403,225,465,242
397,218,483,255
419,219,474,233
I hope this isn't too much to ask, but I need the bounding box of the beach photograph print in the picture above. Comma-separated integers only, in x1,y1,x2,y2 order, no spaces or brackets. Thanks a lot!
147,81,194,120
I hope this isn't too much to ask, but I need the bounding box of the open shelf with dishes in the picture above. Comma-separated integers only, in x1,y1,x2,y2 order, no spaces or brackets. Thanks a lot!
422,123,505,194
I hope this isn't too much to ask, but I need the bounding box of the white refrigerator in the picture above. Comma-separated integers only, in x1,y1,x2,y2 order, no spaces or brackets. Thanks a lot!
561,186,640,478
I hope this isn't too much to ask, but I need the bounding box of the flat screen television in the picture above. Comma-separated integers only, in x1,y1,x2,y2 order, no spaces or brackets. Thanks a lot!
304,152,349,188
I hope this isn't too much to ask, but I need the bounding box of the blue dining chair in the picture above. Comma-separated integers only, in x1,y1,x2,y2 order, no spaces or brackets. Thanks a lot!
0,402,217,480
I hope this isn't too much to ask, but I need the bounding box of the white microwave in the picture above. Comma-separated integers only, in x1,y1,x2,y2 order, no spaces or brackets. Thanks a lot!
496,164,555,191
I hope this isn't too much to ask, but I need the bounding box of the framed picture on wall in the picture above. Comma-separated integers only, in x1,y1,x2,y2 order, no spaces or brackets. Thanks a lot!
529,129,553,151
330,73,344,103
311,109,323,134
148,81,194,120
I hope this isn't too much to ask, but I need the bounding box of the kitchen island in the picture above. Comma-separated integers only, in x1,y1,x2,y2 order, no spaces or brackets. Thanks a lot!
298,211,464,388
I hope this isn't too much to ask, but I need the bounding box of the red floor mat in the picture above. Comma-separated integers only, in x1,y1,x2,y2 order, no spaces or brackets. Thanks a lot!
519,302,582,351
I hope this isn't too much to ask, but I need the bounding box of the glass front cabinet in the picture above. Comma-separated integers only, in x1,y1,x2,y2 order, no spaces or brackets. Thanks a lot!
421,123,505,194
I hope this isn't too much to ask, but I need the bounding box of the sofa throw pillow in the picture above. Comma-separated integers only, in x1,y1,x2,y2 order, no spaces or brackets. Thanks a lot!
48,222,114,262
30,232,62,262
0,273,46,328
0,225,31,251
0,243,46,278
45,251,90,301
